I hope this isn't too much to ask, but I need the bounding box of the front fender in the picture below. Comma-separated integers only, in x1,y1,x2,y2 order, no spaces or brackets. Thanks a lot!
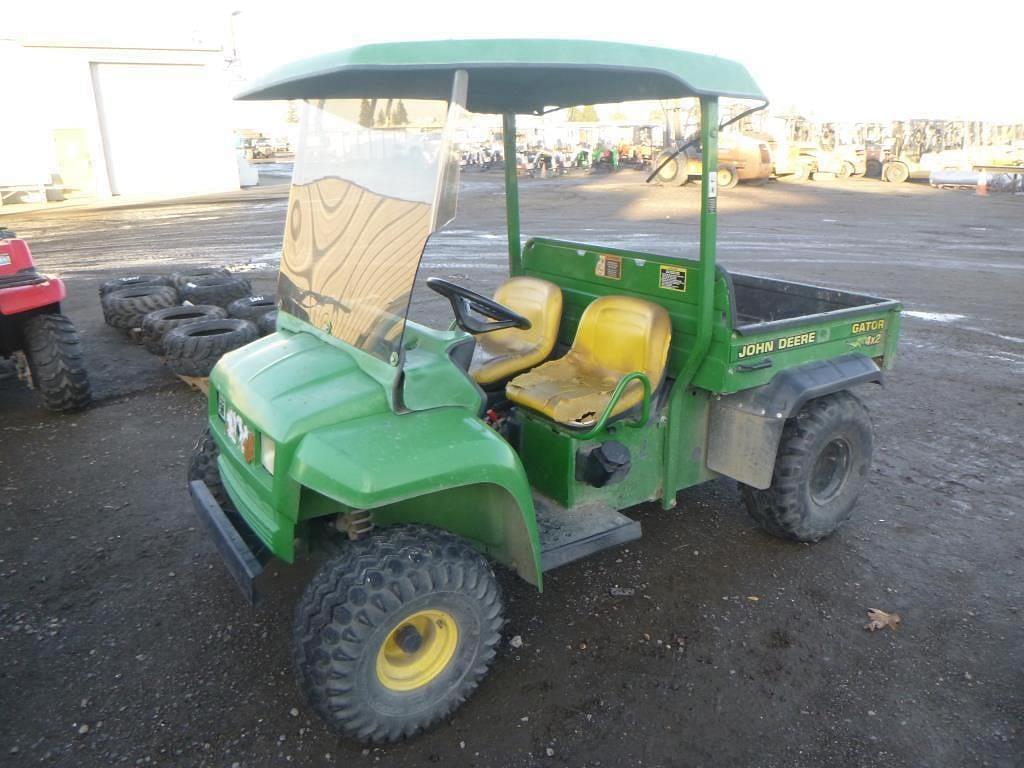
0,279,64,315
291,406,543,587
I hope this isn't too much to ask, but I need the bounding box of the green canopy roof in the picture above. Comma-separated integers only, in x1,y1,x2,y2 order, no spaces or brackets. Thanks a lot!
237,39,765,113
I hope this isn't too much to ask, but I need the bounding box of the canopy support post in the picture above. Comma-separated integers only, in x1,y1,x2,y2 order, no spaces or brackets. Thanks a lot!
661,95,718,509
502,113,523,276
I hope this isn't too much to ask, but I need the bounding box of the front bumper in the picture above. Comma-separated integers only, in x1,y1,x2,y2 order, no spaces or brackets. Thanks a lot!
189,480,265,605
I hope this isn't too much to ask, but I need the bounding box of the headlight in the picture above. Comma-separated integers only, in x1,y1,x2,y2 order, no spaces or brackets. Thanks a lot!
260,435,276,475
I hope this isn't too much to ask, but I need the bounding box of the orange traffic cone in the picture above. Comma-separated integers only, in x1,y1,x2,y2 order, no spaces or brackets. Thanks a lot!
976,172,988,196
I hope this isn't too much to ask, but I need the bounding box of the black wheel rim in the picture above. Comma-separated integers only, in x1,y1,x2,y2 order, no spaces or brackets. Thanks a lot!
810,438,851,504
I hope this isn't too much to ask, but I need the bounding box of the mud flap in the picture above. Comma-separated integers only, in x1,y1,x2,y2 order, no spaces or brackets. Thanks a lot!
707,354,882,489
189,480,265,605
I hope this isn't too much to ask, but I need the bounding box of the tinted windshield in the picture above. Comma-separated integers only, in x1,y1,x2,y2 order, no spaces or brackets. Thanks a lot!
278,73,466,363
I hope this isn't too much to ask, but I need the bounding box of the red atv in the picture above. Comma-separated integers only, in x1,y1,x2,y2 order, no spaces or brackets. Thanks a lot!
0,229,91,411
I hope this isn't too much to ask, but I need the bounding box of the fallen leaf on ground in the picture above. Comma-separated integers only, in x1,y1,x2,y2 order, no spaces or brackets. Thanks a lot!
864,608,901,632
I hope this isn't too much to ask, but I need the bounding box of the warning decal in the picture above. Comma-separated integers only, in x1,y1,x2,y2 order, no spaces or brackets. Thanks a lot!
659,265,687,292
596,253,622,280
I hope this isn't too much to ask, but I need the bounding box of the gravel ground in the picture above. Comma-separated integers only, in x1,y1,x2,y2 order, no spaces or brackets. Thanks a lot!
1,171,1021,767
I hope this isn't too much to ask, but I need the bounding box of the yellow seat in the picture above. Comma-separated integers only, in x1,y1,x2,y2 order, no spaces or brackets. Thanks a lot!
469,277,563,386
506,295,672,427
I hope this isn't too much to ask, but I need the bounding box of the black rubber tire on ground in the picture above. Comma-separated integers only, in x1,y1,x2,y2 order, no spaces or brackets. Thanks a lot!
21,313,92,412
187,427,232,511
227,295,276,321
741,391,873,542
169,267,232,292
257,309,278,336
884,161,910,184
293,525,504,744
717,163,739,189
163,317,258,377
179,276,253,308
140,304,227,354
98,273,173,300
102,285,180,330
838,161,855,179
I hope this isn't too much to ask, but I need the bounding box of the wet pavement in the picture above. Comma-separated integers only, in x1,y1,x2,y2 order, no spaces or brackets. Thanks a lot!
1,171,1021,767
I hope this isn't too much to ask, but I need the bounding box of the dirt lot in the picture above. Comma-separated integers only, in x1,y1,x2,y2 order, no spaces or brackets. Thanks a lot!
1,172,1021,767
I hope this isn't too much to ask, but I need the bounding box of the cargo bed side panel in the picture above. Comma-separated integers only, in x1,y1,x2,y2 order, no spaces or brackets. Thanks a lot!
695,304,901,394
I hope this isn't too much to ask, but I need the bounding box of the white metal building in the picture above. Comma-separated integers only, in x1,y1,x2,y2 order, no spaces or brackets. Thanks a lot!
0,35,240,202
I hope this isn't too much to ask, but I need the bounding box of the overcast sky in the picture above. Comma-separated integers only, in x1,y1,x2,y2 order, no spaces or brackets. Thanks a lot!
9,0,1022,122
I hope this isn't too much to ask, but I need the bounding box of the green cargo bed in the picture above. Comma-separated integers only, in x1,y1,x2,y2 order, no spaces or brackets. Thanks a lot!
522,237,902,395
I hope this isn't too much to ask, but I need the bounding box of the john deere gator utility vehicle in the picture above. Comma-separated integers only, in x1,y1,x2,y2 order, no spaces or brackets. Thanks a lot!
188,40,902,743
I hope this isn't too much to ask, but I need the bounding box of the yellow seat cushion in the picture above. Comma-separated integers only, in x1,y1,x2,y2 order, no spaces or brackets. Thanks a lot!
469,277,563,385
506,295,672,426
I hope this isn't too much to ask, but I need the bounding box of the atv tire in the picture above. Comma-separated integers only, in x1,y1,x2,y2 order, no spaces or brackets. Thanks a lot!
179,275,252,308
21,313,92,412
103,285,179,330
293,525,503,744
257,309,278,336
140,304,227,354
227,295,276,321
169,268,232,292
741,391,873,542
98,273,173,300
163,317,258,376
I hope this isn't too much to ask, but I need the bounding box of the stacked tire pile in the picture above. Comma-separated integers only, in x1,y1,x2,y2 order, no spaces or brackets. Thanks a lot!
99,268,278,378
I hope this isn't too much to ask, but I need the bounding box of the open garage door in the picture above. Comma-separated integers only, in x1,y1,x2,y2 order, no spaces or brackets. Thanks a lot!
91,63,238,197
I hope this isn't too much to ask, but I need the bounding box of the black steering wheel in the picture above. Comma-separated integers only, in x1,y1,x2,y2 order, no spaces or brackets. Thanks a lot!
426,278,531,335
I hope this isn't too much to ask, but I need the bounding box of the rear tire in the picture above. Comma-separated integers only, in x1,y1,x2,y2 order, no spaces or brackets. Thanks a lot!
21,314,92,412
717,163,739,189
163,317,258,376
741,392,873,542
293,525,503,743
103,285,179,330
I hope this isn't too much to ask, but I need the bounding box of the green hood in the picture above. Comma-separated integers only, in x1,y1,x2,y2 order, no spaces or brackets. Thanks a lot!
211,328,389,442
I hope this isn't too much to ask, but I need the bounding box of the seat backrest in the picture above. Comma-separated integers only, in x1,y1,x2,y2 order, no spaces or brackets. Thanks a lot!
572,295,672,382
489,276,562,350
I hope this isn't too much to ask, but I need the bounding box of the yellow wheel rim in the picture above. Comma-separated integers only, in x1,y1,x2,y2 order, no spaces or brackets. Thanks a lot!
375,609,459,692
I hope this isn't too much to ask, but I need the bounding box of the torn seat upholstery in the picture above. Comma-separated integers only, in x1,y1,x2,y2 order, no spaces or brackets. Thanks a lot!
505,295,672,427
470,277,563,386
